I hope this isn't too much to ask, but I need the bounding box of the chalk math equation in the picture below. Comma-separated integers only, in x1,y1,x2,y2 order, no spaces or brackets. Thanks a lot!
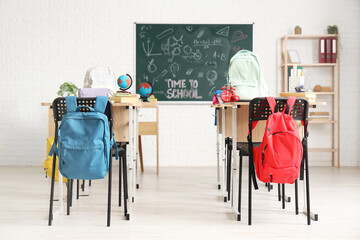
136,24,253,101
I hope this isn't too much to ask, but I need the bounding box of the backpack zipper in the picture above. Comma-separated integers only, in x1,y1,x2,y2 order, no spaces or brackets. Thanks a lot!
262,145,267,164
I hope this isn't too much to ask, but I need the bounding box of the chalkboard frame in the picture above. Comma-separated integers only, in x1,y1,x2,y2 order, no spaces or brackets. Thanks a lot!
135,23,253,103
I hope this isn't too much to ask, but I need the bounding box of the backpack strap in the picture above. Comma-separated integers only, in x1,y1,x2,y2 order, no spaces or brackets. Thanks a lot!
266,97,277,113
48,142,58,156
284,97,296,114
94,96,109,113
65,96,77,112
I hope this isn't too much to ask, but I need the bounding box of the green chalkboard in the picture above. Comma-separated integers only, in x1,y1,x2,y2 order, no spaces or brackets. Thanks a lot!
136,24,253,101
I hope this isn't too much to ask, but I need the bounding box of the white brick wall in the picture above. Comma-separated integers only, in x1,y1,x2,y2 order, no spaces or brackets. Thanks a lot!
0,0,359,166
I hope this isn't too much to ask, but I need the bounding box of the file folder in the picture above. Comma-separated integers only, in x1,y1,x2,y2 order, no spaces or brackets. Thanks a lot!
331,37,337,63
319,38,325,63
325,37,332,63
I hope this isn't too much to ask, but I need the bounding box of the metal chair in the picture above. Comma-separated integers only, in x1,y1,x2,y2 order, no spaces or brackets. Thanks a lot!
48,97,127,226
239,97,311,225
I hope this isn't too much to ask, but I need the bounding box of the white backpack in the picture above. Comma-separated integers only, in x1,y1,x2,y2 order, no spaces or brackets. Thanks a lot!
229,50,268,99
83,67,118,92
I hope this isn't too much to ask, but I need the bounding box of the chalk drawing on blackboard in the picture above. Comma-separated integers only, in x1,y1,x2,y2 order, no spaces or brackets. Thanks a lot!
209,86,216,96
186,26,193,32
169,35,184,47
152,69,168,86
206,70,218,86
142,39,162,57
205,60,218,68
142,74,149,82
232,45,241,53
183,45,203,62
139,32,146,39
193,39,223,49
213,52,227,61
197,29,205,38
156,28,174,40
231,30,248,43
170,62,180,77
197,72,204,78
186,68,194,75
216,26,230,37
147,59,157,73
139,25,152,39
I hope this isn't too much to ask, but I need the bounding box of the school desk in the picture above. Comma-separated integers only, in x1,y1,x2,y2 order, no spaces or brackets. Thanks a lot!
212,101,321,221
41,100,159,220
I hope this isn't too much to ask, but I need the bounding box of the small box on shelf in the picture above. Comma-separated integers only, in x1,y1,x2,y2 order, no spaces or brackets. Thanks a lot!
280,92,316,103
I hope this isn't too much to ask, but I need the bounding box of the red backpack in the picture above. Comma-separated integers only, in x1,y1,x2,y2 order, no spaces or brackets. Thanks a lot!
253,97,303,184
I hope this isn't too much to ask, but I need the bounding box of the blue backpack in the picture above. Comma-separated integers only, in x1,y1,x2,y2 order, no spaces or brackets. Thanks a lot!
49,96,118,180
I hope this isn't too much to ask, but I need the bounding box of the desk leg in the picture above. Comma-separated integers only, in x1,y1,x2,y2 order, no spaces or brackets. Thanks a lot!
216,109,220,189
231,106,240,220
134,108,140,190
221,107,227,202
127,107,134,218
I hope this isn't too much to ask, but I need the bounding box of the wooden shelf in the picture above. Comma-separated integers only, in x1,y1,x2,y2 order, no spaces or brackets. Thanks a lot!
281,34,338,40
309,119,336,124
309,102,327,106
281,63,337,67
312,92,335,95
309,148,338,152
281,34,340,167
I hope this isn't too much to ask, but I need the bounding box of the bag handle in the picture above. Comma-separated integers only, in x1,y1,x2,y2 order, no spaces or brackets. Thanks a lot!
76,106,95,112
94,96,109,113
65,96,77,112
284,97,296,115
266,97,277,113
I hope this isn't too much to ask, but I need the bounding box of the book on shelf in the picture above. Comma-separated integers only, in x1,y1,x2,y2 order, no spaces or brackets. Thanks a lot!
114,92,132,97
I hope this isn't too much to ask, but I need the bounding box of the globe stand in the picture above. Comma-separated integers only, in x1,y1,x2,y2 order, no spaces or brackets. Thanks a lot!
140,96,150,102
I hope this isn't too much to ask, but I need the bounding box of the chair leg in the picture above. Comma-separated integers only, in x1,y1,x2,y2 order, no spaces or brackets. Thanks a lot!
89,180,91,186
237,151,243,221
82,180,85,192
107,155,112,227
48,154,57,226
122,149,129,219
119,150,122,207
248,157,252,225
268,182,271,192
67,180,71,215
76,179,79,199
226,141,232,201
70,179,73,207
138,135,144,172
282,184,285,209
295,179,299,215
305,156,311,225
278,184,281,201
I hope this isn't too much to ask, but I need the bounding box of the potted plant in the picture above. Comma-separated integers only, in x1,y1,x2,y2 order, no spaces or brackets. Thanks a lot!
295,26,302,35
57,82,79,96
327,25,338,34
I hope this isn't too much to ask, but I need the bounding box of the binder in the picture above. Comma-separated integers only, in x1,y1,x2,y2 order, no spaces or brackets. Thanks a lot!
325,37,332,63
319,38,325,63
331,37,337,63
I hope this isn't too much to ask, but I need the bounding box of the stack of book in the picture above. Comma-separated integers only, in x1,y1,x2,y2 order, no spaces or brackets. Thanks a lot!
319,37,337,63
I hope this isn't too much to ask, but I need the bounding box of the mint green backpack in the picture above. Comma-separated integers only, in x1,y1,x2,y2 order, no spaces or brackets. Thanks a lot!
229,50,268,100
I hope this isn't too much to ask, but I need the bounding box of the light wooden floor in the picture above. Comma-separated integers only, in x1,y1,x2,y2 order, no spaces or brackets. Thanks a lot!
0,166,359,239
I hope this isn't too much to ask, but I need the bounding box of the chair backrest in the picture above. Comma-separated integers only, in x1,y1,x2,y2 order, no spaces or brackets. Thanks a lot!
52,97,113,126
249,97,308,125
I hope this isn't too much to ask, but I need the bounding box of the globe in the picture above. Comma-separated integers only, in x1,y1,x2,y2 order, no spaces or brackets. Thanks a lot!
138,82,153,101
117,74,133,91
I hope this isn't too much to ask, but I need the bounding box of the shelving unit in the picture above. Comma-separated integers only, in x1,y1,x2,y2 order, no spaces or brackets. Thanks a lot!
281,34,340,167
